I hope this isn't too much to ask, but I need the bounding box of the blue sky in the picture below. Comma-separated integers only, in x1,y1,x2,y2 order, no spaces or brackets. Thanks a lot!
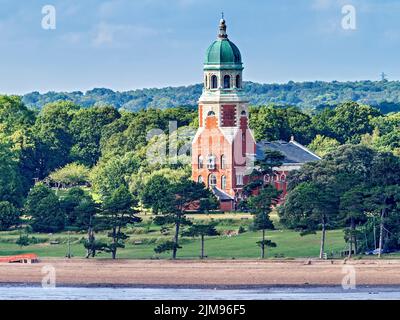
1,0,400,94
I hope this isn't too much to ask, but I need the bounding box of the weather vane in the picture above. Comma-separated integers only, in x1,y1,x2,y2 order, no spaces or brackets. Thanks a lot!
221,11,224,19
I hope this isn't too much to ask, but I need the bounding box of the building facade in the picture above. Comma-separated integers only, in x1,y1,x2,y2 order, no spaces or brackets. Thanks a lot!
192,19,320,211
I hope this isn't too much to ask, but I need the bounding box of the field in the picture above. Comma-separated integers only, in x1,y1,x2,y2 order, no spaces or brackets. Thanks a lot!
0,212,349,259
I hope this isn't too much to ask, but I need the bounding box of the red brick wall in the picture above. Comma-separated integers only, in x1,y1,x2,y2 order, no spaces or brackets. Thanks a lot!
221,105,236,127
192,114,235,197
220,201,234,212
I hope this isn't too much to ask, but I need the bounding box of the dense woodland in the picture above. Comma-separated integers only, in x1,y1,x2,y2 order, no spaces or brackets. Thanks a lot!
0,92,399,259
22,80,400,113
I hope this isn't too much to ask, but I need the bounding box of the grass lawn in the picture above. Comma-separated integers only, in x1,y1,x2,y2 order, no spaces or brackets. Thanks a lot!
0,216,347,259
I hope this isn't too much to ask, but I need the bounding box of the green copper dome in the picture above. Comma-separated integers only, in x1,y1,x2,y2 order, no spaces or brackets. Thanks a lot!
205,39,242,65
204,19,243,70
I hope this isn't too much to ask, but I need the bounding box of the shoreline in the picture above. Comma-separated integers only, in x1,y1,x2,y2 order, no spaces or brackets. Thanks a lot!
3,283,400,290
2,258,400,287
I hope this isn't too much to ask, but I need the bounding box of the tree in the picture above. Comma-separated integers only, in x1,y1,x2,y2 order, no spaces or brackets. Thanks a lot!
69,106,120,166
183,222,219,259
284,144,400,258
99,186,141,259
141,176,216,259
60,188,101,258
49,163,90,188
0,95,36,135
0,138,24,207
0,201,20,231
280,182,338,259
249,105,315,145
90,152,141,197
325,102,381,143
16,234,30,247
364,185,400,258
33,101,80,177
60,187,96,228
339,185,368,257
243,149,284,197
308,134,340,157
247,186,280,259
25,184,65,232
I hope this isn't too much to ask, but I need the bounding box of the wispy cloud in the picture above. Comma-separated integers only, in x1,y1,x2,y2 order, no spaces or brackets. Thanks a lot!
311,0,333,11
92,22,161,47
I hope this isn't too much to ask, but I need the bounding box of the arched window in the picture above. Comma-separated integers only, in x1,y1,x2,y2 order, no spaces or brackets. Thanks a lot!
207,154,216,170
221,154,226,169
264,175,270,183
221,175,227,190
223,75,231,89
280,174,286,182
241,110,246,116
198,155,204,169
211,75,218,89
208,174,217,187
207,111,215,116
236,75,241,88
198,175,204,184
204,75,208,89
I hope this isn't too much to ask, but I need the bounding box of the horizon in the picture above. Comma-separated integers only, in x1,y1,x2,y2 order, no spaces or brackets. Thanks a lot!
1,0,400,94
19,78,399,96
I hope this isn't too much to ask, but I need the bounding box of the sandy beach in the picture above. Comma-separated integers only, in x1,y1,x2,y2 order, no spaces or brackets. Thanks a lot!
1,259,400,287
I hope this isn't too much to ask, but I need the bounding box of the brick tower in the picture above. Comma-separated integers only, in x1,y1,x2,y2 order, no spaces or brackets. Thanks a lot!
191,18,256,211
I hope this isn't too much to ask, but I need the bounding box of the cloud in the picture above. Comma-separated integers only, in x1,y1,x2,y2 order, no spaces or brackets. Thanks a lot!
311,0,333,11
92,22,160,47
384,29,400,42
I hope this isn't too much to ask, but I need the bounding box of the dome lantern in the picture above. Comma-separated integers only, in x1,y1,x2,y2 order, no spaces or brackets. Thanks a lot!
204,17,243,70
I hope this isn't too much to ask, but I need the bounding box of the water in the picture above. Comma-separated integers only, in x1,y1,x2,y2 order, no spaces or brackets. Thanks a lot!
1,285,400,300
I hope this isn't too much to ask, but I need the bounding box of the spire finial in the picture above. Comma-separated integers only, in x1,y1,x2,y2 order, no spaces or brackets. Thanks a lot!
218,14,227,39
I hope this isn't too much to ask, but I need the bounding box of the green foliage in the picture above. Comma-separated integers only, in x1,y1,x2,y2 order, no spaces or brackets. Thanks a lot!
308,134,340,157
154,240,178,254
0,140,24,206
60,187,97,229
0,95,36,135
97,185,142,259
69,106,120,166
49,163,90,187
0,201,20,231
16,234,30,247
283,144,400,255
248,186,280,231
141,174,216,259
250,105,315,145
25,184,65,233
324,102,381,143
238,226,246,234
256,239,277,248
183,222,219,238
33,101,80,177
90,152,142,197
22,81,400,113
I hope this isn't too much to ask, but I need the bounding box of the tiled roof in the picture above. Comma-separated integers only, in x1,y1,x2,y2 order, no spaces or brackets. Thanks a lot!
256,139,320,164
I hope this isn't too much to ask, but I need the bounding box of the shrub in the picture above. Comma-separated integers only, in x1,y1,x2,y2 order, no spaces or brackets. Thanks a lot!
0,201,20,231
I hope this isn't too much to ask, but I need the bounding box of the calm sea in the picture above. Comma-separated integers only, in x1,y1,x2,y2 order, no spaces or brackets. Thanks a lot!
1,285,400,300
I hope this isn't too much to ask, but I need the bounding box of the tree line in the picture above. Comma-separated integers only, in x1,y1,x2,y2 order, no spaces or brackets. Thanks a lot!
0,94,399,259
22,81,400,113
